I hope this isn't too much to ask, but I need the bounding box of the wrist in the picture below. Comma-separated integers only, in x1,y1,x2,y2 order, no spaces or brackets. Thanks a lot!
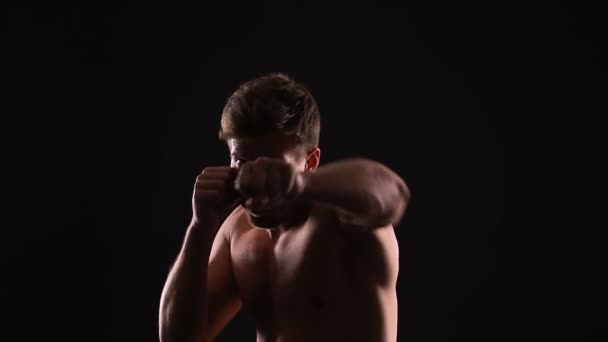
176,220,217,260
188,218,219,241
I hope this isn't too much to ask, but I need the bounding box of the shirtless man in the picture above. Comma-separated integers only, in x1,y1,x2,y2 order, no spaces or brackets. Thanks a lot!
159,73,410,342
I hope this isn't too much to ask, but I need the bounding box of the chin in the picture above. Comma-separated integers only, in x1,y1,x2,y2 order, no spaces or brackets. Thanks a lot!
247,212,282,229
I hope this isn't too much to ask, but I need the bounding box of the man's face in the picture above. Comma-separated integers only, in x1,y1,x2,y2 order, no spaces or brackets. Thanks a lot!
228,132,306,172
227,132,317,228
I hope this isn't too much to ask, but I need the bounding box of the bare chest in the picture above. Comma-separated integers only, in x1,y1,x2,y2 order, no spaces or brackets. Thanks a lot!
230,221,349,325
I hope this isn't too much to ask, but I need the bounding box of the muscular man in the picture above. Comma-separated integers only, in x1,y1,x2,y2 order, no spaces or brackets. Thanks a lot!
159,73,410,342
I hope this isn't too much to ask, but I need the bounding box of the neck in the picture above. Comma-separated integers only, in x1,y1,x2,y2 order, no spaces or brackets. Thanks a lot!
253,199,313,234
283,199,313,228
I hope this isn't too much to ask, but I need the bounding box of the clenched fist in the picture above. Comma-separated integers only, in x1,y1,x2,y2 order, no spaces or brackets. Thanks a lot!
234,157,306,214
192,166,241,230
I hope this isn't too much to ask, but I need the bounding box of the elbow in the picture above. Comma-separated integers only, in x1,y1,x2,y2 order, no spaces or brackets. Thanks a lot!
392,180,410,225
375,178,410,227
398,179,411,211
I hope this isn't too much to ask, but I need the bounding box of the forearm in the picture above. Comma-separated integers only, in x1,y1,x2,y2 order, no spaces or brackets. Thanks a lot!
299,158,410,226
159,223,214,342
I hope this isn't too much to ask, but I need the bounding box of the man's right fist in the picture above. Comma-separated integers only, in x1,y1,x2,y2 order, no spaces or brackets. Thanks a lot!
192,166,240,229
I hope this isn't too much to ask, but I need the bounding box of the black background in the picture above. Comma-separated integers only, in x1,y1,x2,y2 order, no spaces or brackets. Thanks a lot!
2,1,599,341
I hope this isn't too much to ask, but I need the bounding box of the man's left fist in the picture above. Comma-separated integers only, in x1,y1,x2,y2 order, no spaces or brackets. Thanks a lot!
234,157,304,210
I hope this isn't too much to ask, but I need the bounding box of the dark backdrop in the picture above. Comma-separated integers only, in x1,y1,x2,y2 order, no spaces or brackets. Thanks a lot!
2,1,598,341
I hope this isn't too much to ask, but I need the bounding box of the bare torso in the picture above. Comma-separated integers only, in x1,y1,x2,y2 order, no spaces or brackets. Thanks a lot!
227,206,399,342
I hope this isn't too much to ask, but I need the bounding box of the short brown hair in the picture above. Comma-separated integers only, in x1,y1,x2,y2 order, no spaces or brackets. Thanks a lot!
219,73,321,152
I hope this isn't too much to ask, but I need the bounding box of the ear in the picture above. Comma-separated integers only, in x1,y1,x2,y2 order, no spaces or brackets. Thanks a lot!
305,148,321,171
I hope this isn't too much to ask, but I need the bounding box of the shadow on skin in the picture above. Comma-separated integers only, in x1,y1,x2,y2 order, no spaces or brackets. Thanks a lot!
342,228,388,341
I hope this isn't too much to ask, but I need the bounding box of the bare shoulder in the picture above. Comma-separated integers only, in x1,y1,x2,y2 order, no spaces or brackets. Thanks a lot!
349,224,400,289
368,224,400,288
312,205,400,289
217,206,254,243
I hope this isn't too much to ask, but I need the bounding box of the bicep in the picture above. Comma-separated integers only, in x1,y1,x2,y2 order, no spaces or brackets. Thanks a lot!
204,223,242,341
371,225,399,289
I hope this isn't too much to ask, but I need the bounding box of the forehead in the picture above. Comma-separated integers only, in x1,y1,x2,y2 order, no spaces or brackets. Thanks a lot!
229,133,298,159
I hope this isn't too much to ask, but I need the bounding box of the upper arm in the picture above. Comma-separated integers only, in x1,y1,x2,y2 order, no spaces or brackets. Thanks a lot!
370,224,400,289
203,214,242,341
